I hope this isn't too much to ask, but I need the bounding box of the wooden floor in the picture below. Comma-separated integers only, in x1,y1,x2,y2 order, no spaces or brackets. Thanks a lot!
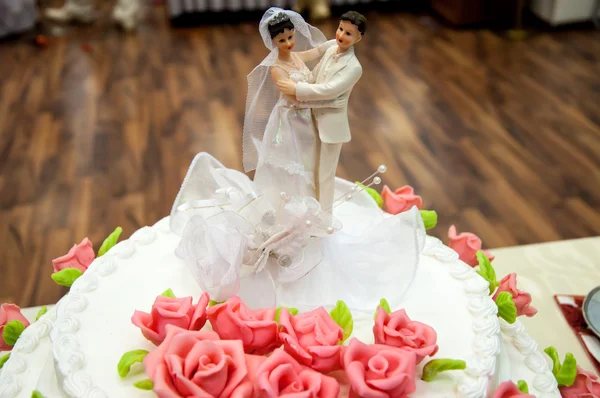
1,6,599,307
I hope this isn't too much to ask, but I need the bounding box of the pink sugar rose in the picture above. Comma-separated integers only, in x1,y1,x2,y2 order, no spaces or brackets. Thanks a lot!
144,325,258,398
0,304,30,351
559,366,600,398
381,185,423,215
255,348,340,398
448,225,495,267
373,307,438,364
492,381,535,398
492,274,537,318
342,338,417,398
279,307,344,373
207,296,279,355
131,292,209,345
52,237,95,273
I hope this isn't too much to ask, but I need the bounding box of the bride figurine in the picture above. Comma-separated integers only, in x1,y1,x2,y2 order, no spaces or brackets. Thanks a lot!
243,8,342,207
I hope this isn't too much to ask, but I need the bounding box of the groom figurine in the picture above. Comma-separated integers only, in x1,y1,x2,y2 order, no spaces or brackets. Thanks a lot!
277,11,366,212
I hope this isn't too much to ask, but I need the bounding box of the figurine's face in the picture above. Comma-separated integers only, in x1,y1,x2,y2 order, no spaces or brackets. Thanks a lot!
336,20,362,50
273,28,295,53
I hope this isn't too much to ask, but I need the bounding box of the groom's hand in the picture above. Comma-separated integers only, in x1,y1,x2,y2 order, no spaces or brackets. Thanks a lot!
277,79,297,96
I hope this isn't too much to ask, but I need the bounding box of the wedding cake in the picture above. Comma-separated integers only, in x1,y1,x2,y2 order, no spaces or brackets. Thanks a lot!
0,154,564,398
0,7,591,398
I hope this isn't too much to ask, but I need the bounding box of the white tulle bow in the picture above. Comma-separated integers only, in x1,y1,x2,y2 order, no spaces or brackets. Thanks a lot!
171,153,340,304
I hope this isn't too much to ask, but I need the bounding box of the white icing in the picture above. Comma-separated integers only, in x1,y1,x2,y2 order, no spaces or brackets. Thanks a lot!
0,309,55,398
500,318,559,397
422,237,500,398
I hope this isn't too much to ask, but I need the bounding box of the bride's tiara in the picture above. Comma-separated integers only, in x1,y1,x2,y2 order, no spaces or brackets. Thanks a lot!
268,12,290,26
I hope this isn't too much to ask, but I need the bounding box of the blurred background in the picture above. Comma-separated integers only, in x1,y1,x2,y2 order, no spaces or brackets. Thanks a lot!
0,0,599,307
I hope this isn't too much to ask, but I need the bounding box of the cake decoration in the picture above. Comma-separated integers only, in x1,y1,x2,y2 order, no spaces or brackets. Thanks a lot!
544,346,578,387
341,338,417,397
373,307,439,364
131,291,210,345
98,226,123,257
273,306,298,322
421,358,467,382
493,273,538,318
143,326,256,397
355,181,383,208
517,380,529,393
51,227,123,288
133,379,154,391
31,391,45,398
448,225,495,267
495,292,518,324
374,298,391,318
475,251,499,295
206,296,280,355
278,306,344,372
381,185,423,215
256,348,340,397
34,306,47,321
329,300,353,344
558,365,600,397
492,380,535,397
161,288,176,298
0,352,9,369
0,304,30,351
117,349,149,378
51,237,95,274
419,210,438,230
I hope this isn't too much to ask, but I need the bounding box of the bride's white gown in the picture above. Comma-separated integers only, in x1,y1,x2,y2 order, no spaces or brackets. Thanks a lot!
253,54,318,206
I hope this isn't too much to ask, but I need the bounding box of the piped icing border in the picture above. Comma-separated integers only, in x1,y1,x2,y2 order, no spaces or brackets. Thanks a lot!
50,218,170,398
0,308,56,398
499,319,559,397
422,236,501,398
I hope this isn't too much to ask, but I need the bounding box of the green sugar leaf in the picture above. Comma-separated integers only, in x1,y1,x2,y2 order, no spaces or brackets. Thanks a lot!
356,182,383,208
117,350,149,378
555,352,577,387
496,292,517,324
133,379,154,390
330,300,353,343
476,251,498,295
98,226,123,257
544,346,561,375
422,359,467,382
517,380,529,394
31,391,46,398
161,288,176,298
35,306,48,321
374,298,391,320
420,210,438,230
275,307,299,323
0,353,10,370
209,300,224,307
51,268,83,288
2,320,26,346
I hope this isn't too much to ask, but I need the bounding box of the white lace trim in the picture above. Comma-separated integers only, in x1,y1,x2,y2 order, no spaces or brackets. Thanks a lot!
261,157,316,188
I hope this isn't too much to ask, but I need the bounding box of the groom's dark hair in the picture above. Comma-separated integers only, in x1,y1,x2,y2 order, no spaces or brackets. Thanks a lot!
340,11,367,35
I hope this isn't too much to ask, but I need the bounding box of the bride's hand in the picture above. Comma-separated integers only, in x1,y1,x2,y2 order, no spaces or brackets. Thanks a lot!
277,79,297,96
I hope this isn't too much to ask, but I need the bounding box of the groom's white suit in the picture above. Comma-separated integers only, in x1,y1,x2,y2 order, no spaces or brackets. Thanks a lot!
295,45,362,211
